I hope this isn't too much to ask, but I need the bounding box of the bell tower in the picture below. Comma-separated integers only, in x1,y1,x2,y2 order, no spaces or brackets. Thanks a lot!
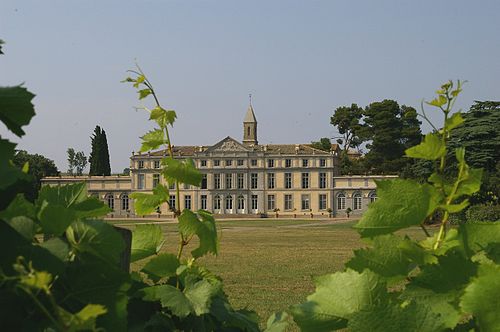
243,94,258,146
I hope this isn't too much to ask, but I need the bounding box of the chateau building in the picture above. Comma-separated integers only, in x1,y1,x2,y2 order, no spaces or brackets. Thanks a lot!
43,104,394,218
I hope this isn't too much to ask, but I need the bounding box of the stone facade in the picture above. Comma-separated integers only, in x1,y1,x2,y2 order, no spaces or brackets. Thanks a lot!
42,104,396,218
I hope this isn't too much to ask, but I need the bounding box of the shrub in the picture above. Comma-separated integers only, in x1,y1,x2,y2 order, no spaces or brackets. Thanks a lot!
466,204,500,222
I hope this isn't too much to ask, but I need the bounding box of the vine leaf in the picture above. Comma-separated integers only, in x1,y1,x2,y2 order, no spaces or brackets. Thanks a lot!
179,209,218,258
131,224,164,262
445,112,464,131
141,277,220,318
0,85,36,137
162,157,202,187
140,129,167,152
346,234,412,282
290,269,385,332
405,133,445,160
57,304,108,331
141,253,180,283
347,300,446,332
150,106,176,127
354,179,440,237
265,312,289,332
138,88,152,100
66,220,125,265
130,184,169,215
460,262,500,332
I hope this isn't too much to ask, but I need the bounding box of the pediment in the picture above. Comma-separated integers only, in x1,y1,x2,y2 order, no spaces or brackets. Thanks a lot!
202,136,250,153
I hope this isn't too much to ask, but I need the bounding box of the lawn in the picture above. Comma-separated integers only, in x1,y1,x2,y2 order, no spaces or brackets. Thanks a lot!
118,218,427,329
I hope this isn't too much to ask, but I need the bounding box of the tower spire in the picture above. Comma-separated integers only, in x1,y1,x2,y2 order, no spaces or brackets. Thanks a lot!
243,95,258,146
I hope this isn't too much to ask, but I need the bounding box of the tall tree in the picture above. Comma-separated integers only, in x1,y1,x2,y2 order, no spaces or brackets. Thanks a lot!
67,147,88,175
330,103,364,153
361,100,422,174
89,126,111,175
13,150,59,201
448,101,500,204
311,137,332,151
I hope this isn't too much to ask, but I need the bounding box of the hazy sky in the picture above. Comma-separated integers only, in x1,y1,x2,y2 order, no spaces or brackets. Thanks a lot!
1,1,499,173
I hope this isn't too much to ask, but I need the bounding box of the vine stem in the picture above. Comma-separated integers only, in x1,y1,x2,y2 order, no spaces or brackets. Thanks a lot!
133,64,186,270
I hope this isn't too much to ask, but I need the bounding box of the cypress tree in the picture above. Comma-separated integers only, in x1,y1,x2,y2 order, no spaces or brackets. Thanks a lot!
100,128,111,175
89,125,111,175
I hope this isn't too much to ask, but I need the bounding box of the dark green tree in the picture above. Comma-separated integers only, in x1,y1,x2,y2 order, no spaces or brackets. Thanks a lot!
311,137,332,151
89,125,111,175
448,101,500,204
361,100,422,174
12,150,59,201
330,103,364,153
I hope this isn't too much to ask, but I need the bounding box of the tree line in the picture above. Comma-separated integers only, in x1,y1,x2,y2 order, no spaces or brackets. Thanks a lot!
319,99,499,205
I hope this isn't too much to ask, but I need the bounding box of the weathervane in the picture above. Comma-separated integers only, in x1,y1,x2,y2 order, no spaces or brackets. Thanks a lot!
249,93,252,107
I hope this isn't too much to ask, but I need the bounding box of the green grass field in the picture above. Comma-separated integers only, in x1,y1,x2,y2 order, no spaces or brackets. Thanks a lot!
118,219,427,329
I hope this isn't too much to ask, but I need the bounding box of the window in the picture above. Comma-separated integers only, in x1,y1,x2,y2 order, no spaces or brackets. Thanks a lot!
214,195,221,210
154,160,161,169
121,194,129,211
153,173,160,188
226,160,232,167
302,159,308,167
267,159,274,168
225,173,232,189
285,159,292,168
285,173,292,189
106,194,114,210
337,193,346,210
267,194,275,210
250,173,258,189
369,191,377,203
225,195,233,210
183,183,190,190
301,194,310,210
251,195,258,210
353,192,362,210
214,174,221,189
320,159,326,167
284,194,293,210
201,174,207,189
301,173,309,189
237,173,244,189
214,160,220,167
319,194,327,210
251,159,258,167
267,173,275,189
201,160,207,167
201,195,207,210
168,195,176,211
237,195,245,210
138,160,144,169
168,182,175,190
184,195,192,210
319,173,327,189
237,159,244,166
138,174,145,189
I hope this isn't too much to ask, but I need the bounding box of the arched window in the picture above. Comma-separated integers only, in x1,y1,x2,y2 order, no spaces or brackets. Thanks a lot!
337,192,346,210
237,195,245,210
121,194,129,211
369,191,377,203
225,195,233,210
106,194,114,210
214,195,221,210
353,192,362,210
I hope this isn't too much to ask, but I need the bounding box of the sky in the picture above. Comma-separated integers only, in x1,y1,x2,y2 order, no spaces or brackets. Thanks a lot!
1,0,499,173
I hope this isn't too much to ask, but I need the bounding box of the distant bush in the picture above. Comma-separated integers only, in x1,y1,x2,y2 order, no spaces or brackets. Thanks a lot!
466,204,500,222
